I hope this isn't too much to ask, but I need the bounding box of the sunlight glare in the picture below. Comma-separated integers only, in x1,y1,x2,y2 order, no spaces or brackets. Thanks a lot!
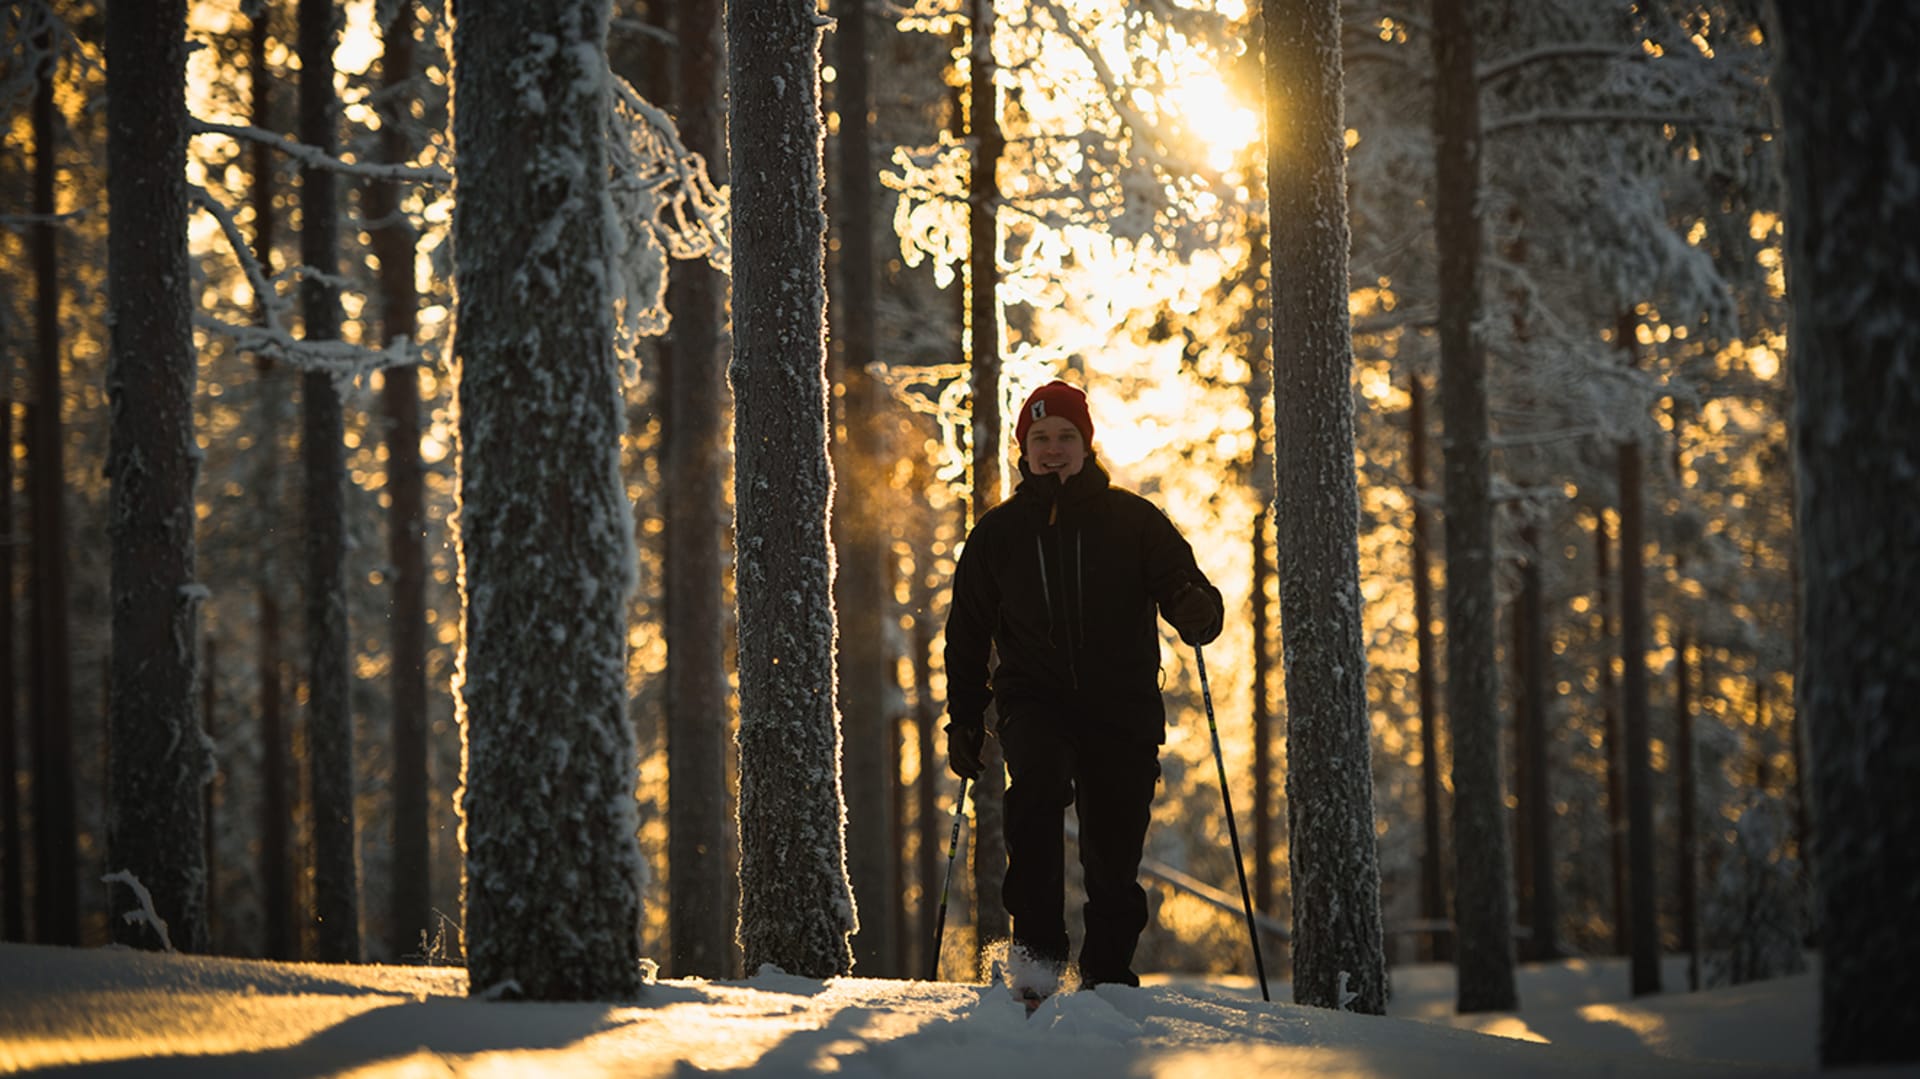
1167,75,1260,174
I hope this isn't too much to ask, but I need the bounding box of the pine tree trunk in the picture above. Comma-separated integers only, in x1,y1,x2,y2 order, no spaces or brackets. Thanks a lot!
1618,431,1661,997
366,0,431,963
452,0,646,1001
909,484,943,975
203,638,218,947
246,0,296,964
1676,629,1698,991
1266,0,1386,1014
1772,3,1920,1063
1509,596,1530,954
28,20,79,950
1519,523,1557,960
1251,508,1274,915
299,0,359,964
728,0,855,980
1431,0,1516,1013
965,0,1010,966
830,0,899,977
663,0,736,981
1245,226,1276,919
0,390,18,942
104,0,208,954
1409,375,1449,963
1594,508,1627,957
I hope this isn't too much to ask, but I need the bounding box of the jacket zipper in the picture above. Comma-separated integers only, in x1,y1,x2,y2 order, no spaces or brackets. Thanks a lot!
1036,522,1079,689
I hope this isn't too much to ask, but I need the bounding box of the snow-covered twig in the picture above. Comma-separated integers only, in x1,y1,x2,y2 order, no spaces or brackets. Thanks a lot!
102,871,175,953
0,209,88,232
1477,43,1653,83
191,185,290,327
190,184,424,377
1484,108,1772,138
190,119,452,185
196,316,423,381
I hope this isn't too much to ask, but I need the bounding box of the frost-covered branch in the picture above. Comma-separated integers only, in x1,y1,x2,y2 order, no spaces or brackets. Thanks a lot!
101,871,174,952
0,208,88,231
609,16,675,48
191,185,290,327
190,119,453,185
4,0,94,114
198,317,422,380
1477,43,1650,83
1484,108,1771,138
604,76,731,354
190,185,425,377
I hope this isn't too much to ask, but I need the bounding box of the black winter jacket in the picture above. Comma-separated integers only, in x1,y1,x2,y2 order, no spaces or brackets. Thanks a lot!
944,458,1223,745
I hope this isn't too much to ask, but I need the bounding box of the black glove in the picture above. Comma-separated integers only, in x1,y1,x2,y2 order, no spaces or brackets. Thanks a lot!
1170,582,1222,647
946,719,985,781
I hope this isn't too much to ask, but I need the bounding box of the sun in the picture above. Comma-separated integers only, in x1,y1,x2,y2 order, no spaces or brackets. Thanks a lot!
1167,73,1261,175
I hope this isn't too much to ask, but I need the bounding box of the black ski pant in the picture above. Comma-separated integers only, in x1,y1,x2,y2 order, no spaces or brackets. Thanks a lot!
998,707,1161,987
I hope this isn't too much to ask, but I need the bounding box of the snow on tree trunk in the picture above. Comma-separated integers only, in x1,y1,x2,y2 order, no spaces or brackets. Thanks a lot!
728,0,856,979
299,0,360,965
1429,0,1518,1014
662,0,737,982
1771,2,1920,1065
451,0,645,1001
1264,0,1386,1015
103,0,210,954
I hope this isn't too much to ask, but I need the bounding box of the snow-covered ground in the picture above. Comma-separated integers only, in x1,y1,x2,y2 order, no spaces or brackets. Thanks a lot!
0,942,1890,1077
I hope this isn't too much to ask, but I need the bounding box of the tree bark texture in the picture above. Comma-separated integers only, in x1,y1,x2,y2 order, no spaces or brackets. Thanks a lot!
1431,0,1517,1013
452,0,646,1001
299,0,360,964
1265,0,1386,1015
663,0,737,981
104,0,210,954
728,0,856,979
1771,2,1920,1064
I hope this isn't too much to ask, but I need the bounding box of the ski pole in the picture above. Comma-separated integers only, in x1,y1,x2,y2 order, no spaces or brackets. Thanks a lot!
928,776,971,981
1196,644,1271,1002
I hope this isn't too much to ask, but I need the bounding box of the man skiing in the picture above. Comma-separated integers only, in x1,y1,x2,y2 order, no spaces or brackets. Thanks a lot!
944,379,1224,1000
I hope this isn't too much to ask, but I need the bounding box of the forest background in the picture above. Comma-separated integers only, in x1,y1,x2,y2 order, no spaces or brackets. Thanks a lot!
1,0,1813,1019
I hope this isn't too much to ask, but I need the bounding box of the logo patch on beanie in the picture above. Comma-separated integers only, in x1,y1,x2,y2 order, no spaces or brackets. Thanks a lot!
1032,401,1047,420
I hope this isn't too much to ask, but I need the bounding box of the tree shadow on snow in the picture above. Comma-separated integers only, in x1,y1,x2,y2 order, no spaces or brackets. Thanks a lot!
23,998,646,1079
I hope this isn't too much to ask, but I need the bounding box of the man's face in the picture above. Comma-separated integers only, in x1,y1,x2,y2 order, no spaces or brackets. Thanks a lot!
1024,415,1088,478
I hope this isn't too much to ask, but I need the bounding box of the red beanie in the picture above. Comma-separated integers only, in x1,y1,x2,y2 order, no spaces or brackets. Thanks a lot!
1014,380,1094,450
